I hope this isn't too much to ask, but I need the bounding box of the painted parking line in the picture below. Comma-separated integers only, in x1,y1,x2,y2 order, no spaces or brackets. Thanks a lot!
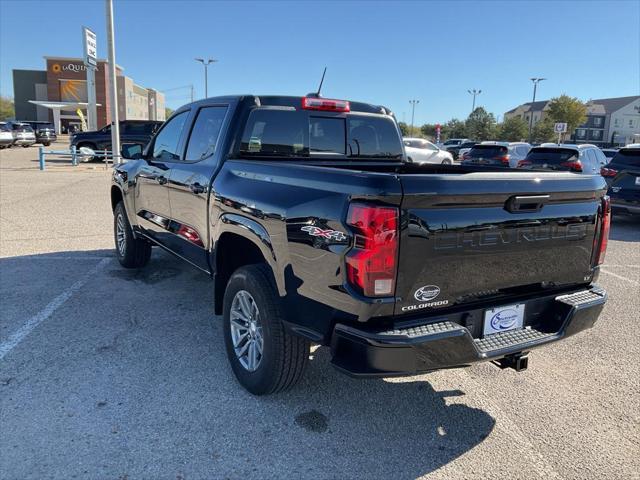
601,264,640,269
600,269,640,286
0,257,110,361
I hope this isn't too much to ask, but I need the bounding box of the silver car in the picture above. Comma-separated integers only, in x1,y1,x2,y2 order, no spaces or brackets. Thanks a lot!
403,137,455,165
10,123,36,147
0,122,14,149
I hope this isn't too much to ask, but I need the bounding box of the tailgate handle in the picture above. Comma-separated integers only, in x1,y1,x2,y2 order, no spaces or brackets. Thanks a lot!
506,195,550,213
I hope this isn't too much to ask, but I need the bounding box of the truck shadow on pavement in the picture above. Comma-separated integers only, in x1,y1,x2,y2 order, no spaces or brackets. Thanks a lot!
1,248,495,479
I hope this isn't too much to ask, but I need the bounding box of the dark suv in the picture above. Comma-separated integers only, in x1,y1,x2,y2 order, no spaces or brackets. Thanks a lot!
70,120,163,152
445,140,477,160
602,147,640,215
25,121,57,146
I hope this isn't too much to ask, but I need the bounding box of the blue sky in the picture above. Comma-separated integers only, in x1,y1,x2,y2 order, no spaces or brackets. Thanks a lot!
1,0,638,124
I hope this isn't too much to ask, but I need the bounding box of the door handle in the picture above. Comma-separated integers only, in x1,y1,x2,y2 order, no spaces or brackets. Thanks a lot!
190,183,205,194
505,195,550,213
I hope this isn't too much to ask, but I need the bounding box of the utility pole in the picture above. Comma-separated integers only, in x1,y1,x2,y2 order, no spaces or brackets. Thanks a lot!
190,85,194,103
528,77,546,142
105,0,120,163
195,58,217,98
468,89,481,113
409,99,420,136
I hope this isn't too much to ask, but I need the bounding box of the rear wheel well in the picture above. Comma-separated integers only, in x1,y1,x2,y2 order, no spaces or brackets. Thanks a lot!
214,233,266,314
111,186,123,212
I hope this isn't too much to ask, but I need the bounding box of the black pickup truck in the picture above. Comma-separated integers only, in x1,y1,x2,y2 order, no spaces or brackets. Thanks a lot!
70,120,162,152
111,95,610,395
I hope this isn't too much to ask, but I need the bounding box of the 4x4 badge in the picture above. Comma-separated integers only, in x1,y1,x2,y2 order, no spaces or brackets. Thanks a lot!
301,225,347,242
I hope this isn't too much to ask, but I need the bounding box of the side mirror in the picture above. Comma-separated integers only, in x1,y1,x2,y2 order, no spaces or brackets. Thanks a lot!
121,143,143,160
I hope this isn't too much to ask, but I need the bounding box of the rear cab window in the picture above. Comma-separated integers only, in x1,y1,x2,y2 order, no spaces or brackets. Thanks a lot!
238,102,403,161
468,145,508,157
525,147,579,165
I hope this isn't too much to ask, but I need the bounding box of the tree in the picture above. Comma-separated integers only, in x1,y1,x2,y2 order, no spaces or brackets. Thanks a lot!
420,123,438,139
164,107,174,119
497,116,529,142
442,118,467,139
398,121,410,136
0,96,14,121
532,118,555,143
544,95,587,138
465,107,497,141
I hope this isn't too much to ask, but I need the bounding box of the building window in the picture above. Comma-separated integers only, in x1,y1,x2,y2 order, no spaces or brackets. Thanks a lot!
614,118,621,127
590,130,603,140
630,119,635,127
576,129,587,140
593,117,603,127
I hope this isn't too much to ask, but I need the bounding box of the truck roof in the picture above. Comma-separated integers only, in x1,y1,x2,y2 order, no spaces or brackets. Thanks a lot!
177,95,393,116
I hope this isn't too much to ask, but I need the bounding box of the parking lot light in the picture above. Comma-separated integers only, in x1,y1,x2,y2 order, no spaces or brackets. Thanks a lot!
195,58,217,99
528,78,546,142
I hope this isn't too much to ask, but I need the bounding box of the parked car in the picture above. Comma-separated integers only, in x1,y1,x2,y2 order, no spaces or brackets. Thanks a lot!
445,140,477,160
111,94,609,395
601,148,618,160
9,122,36,147
442,138,473,147
403,137,454,164
0,122,14,149
462,141,531,168
70,120,163,155
602,147,640,215
25,121,57,146
518,144,607,175
458,146,474,161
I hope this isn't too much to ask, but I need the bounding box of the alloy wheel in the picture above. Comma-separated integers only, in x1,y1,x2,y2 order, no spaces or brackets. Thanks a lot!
116,213,126,257
229,290,264,372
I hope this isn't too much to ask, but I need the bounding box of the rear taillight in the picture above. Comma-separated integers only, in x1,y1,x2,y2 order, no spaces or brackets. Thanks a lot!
301,97,350,112
600,167,618,177
495,154,510,165
561,160,582,172
517,160,531,168
345,203,398,297
593,196,610,266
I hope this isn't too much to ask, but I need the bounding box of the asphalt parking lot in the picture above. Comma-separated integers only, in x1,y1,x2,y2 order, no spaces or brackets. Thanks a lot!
1,142,639,480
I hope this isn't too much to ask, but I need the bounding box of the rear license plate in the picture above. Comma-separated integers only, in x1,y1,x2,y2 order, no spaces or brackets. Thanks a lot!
483,303,525,336
635,177,640,186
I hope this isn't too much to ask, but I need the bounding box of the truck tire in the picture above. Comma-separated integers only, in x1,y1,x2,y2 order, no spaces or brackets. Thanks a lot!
113,201,151,268
223,264,310,395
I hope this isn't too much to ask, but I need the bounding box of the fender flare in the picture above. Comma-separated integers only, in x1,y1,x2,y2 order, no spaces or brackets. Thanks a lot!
214,213,284,296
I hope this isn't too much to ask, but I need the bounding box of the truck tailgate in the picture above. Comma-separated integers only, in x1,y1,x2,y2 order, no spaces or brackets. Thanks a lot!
395,171,607,315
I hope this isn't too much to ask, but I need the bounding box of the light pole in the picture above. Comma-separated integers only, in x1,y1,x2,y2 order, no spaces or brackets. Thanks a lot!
468,89,481,113
409,99,420,136
528,77,546,142
195,58,217,99
105,0,120,163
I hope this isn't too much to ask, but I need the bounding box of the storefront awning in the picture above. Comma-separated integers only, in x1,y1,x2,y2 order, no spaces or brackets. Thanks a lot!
28,101,102,134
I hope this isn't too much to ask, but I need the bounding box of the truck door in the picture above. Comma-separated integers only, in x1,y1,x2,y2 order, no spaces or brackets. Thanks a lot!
166,105,229,271
134,110,189,243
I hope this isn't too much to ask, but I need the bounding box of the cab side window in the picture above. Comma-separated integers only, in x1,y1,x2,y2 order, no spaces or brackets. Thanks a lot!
152,111,188,161
185,107,228,162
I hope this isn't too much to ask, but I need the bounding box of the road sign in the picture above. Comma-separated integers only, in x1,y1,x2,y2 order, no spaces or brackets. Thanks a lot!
554,122,567,133
82,26,98,130
83,27,97,67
